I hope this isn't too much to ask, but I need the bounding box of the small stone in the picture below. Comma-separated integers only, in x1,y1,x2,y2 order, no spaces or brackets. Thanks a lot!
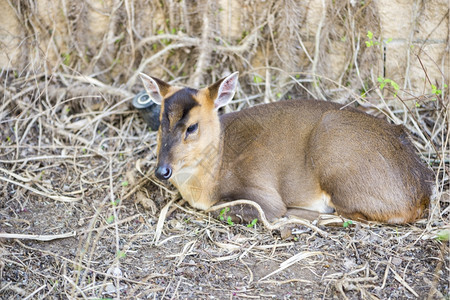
107,266,122,277
392,257,402,266
105,283,116,294
344,257,356,270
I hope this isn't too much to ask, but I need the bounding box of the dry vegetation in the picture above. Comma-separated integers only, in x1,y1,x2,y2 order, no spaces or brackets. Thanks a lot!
0,0,449,299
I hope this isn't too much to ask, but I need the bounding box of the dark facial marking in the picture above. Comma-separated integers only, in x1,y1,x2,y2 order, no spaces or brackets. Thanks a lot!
157,88,200,165
161,88,200,133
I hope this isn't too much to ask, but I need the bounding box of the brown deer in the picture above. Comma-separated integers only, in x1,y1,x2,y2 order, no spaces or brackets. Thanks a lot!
139,72,434,224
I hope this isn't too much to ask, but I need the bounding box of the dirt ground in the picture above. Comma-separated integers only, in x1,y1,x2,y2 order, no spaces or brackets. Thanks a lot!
1,184,449,299
0,74,448,299
1,190,449,299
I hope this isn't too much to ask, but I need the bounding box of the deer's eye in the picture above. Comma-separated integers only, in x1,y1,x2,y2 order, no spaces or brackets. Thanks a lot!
186,123,198,137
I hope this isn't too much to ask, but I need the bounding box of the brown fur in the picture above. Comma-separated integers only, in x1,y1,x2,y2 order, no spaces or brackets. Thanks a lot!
147,77,434,224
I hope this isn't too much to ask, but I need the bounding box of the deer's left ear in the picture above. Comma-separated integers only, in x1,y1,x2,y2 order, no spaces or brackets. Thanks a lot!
139,73,171,105
207,72,239,109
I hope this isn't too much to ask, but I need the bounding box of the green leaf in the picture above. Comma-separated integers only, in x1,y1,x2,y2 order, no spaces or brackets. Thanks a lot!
226,216,234,226
219,207,230,221
367,31,373,39
247,218,258,228
106,215,114,224
343,220,353,228
377,77,384,83
121,181,129,187
365,41,371,47
253,75,263,84
391,81,399,90
379,83,385,90
114,35,124,44
61,53,71,65
117,250,126,259
431,84,443,95
436,230,449,241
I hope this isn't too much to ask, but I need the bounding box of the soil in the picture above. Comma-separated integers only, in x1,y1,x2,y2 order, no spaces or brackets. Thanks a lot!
0,81,448,299
1,185,448,299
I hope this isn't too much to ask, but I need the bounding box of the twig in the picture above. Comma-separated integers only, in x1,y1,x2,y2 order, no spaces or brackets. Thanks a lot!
128,43,195,87
377,257,391,290
0,175,80,202
63,275,89,300
79,215,140,235
124,0,136,74
311,0,327,100
14,240,159,286
259,251,323,281
108,156,122,300
153,198,176,246
206,199,328,237
23,284,46,300
390,266,419,297
0,167,32,182
0,232,76,241
190,0,212,87
136,34,199,50
57,73,133,98
395,93,449,177
239,241,258,285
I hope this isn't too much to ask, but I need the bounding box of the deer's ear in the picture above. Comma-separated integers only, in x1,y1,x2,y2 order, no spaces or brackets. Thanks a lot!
208,72,239,109
139,73,171,105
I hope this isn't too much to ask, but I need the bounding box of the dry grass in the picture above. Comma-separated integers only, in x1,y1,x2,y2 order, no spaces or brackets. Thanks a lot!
1,0,449,299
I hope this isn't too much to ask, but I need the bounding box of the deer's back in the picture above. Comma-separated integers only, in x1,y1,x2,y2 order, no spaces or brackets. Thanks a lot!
217,99,433,222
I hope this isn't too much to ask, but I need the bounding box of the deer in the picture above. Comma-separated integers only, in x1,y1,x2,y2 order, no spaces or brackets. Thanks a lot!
139,71,434,224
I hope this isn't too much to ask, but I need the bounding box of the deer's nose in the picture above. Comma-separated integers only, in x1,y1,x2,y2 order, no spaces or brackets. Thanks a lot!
155,165,172,180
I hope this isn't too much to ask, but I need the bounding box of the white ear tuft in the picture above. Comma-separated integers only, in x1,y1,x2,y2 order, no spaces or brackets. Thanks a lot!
139,72,163,105
214,72,239,109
